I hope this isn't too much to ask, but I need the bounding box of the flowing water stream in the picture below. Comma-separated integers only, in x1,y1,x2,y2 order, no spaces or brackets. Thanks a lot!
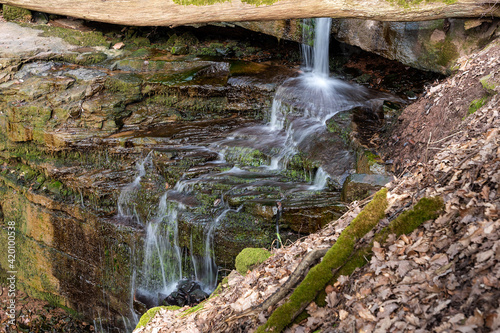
117,17,393,319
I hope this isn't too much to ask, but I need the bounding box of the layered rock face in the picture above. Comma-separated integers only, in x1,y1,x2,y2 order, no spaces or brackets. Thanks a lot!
236,18,500,74
0,21,291,327
0,13,445,330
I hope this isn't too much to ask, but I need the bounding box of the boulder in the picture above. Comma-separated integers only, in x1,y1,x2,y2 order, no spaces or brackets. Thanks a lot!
330,18,500,74
341,173,394,202
234,248,271,275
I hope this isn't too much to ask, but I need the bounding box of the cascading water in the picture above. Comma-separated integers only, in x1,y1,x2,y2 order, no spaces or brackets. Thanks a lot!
117,152,152,220
138,193,183,300
301,18,332,76
118,17,395,327
242,17,382,173
309,167,330,190
192,203,243,291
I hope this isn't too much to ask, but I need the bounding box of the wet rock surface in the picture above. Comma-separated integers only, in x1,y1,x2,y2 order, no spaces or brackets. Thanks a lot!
161,280,209,307
0,17,439,331
135,39,500,333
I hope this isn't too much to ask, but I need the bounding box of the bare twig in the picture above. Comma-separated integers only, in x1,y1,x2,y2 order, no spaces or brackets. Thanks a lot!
430,130,464,145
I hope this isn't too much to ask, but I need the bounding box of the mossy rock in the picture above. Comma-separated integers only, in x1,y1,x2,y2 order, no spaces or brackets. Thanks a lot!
468,96,489,117
127,37,151,48
35,25,110,48
235,248,271,275
135,306,181,329
480,74,498,94
171,45,189,55
75,52,108,65
3,5,31,22
436,39,459,68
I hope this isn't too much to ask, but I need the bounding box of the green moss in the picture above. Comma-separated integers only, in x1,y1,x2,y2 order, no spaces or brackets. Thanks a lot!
293,310,310,324
235,248,272,275
467,96,489,117
104,74,142,95
75,52,108,65
316,196,444,306
388,0,456,8
241,0,281,4
326,118,350,145
376,196,443,240
130,48,150,58
172,0,227,5
34,25,110,48
3,5,31,22
437,39,459,67
136,306,181,329
256,188,388,333
171,46,189,55
224,146,268,167
128,37,151,48
195,42,226,57
480,74,497,94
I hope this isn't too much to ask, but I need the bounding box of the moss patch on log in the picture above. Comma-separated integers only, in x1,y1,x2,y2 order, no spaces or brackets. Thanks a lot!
316,197,444,307
387,0,457,8
256,188,388,333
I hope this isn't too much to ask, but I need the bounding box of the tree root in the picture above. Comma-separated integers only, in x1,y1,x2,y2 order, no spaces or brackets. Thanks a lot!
226,192,443,333
255,188,389,332
259,194,443,332
227,247,329,322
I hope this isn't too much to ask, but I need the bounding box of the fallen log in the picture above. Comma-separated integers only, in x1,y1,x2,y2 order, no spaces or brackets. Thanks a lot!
1,0,499,27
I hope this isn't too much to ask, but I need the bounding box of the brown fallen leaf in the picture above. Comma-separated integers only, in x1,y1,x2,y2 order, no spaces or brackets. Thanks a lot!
113,42,125,50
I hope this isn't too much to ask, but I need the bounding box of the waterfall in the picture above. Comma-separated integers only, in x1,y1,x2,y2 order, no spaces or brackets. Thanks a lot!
117,152,152,219
195,204,243,291
121,17,385,320
309,167,330,190
139,193,183,297
263,17,377,177
302,17,332,77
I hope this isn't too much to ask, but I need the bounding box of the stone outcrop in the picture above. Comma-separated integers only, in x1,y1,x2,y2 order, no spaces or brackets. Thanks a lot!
234,18,500,74
1,0,499,26
331,18,500,74
0,20,364,329
0,20,289,328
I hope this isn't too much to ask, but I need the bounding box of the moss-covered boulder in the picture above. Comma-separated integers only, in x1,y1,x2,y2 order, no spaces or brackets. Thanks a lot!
136,306,181,329
235,248,271,275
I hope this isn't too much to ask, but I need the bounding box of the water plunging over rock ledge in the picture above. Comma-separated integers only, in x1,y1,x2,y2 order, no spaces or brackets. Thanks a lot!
122,17,396,312
0,16,442,331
